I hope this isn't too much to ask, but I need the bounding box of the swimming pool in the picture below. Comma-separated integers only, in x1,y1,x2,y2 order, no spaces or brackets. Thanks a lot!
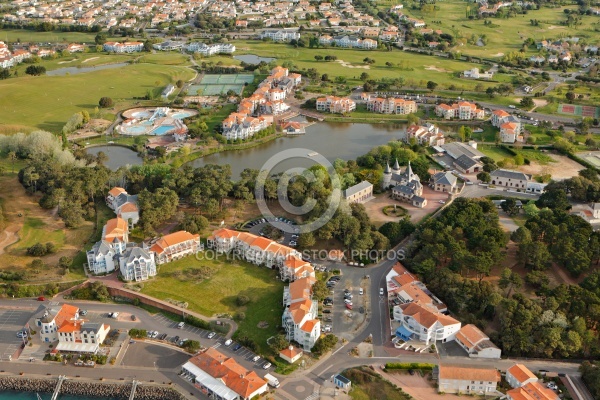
121,125,149,135
152,125,175,135
132,111,152,119
172,111,193,119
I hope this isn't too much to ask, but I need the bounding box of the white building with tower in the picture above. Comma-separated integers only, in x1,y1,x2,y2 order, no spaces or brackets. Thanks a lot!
383,160,427,208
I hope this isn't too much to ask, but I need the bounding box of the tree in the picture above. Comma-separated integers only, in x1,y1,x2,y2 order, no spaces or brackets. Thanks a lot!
501,198,519,216
311,280,329,301
520,97,534,109
269,334,289,353
427,81,438,90
95,33,107,45
499,267,522,297
565,92,576,102
477,171,491,183
176,79,184,88
25,65,46,76
236,294,250,306
321,73,329,81
182,339,201,353
98,97,114,108
406,113,419,126
298,232,316,249
314,55,323,62
359,72,370,81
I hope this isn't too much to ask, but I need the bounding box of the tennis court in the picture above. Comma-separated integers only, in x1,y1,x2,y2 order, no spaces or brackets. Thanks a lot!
582,154,600,168
558,104,600,118
190,74,255,95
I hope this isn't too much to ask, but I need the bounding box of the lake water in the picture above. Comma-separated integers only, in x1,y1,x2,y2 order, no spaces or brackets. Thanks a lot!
85,122,407,177
233,54,276,65
86,145,143,170
0,392,117,400
192,122,407,178
47,63,129,76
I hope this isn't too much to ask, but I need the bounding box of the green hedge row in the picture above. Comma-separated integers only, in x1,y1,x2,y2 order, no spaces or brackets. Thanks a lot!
384,362,435,371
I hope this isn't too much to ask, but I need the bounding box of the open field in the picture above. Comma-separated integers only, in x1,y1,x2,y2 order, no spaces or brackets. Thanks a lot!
397,0,600,59
0,63,195,134
140,256,284,354
0,29,111,43
0,174,90,281
232,40,503,90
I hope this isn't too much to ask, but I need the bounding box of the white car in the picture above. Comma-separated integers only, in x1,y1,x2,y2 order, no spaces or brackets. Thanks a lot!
225,339,233,346
252,355,261,362
546,382,558,390
151,331,159,338
359,288,364,295
16,331,27,338
344,299,352,305
207,332,216,339
322,325,332,332
439,200,446,204
111,312,119,319
262,362,272,369
379,288,384,296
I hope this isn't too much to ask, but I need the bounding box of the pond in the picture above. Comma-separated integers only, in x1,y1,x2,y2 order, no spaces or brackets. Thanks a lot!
191,122,407,179
86,145,143,170
46,62,129,76
233,54,276,65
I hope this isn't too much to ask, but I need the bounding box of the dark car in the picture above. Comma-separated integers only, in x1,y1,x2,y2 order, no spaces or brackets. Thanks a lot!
408,369,415,375
172,336,180,343
160,333,168,340
131,315,137,321
233,344,242,351
322,309,332,314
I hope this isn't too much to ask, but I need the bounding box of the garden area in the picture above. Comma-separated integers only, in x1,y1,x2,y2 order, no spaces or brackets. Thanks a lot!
140,255,285,354
382,205,407,218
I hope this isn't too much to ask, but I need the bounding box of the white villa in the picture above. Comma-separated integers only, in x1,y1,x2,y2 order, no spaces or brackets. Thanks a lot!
491,110,523,143
315,96,356,114
103,41,144,53
187,42,236,56
463,68,493,79
260,30,300,42
393,301,461,344
86,217,129,274
106,187,139,228
150,230,202,265
405,123,445,146
282,277,321,351
119,246,157,282
455,324,501,359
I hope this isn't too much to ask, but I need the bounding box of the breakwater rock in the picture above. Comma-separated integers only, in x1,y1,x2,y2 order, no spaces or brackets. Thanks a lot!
0,377,185,399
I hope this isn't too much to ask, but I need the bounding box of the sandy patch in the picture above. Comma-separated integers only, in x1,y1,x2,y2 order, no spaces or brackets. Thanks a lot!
58,59,77,64
424,65,450,73
82,56,99,64
334,59,370,69
492,52,504,57
518,152,584,180
547,25,560,30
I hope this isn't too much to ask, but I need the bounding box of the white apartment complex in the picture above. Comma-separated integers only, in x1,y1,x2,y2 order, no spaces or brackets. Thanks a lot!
282,277,321,351
187,42,236,56
260,30,300,42
405,123,445,146
316,96,356,113
435,102,485,120
366,97,417,115
103,41,144,53
150,230,202,265
437,365,500,394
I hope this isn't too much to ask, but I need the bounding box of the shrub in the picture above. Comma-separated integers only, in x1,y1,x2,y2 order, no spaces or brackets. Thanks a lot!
98,97,114,108
26,243,48,257
236,294,250,306
384,362,435,371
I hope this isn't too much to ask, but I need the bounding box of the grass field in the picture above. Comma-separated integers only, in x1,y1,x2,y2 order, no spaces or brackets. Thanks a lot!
346,367,412,400
141,255,284,354
0,29,106,44
0,173,90,281
396,0,600,59
0,63,195,134
232,40,500,91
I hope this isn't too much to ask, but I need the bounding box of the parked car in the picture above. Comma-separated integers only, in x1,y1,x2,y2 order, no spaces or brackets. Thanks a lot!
207,332,216,339
37,296,46,301
233,344,242,351
359,288,364,295
151,331,159,339
439,200,446,204
345,303,353,310
111,312,119,319
177,322,185,329
252,355,261,362
546,382,558,390
379,288,384,296
172,336,180,343
159,333,168,340
344,294,353,300
130,315,136,321
179,339,188,346
263,362,272,370
322,309,332,314
225,339,233,346
79,310,88,316
16,331,27,338
344,299,352,305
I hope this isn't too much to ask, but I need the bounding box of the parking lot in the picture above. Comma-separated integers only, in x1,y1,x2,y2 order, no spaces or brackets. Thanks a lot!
146,313,273,372
245,216,300,248
0,309,36,360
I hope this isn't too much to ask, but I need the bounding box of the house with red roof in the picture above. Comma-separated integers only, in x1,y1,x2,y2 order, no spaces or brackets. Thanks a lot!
282,277,321,351
181,348,268,400
150,230,202,264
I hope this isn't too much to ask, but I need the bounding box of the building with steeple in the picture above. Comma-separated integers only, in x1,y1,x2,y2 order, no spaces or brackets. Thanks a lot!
382,160,427,208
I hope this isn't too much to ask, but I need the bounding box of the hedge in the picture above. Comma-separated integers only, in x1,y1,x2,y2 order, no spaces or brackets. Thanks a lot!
384,362,435,371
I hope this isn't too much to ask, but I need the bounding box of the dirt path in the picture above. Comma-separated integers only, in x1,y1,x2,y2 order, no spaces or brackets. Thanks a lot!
0,226,19,255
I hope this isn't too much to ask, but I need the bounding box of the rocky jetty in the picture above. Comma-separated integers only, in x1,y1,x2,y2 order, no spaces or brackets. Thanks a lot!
0,377,186,399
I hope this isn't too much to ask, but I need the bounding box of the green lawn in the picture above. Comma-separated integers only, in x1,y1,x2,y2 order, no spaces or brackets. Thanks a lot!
0,29,105,43
479,144,514,161
231,40,498,91
141,255,284,354
397,0,600,59
0,63,195,134
10,217,66,251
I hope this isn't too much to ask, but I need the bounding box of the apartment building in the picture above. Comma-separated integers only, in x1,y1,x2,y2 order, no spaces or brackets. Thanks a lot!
316,96,356,113
282,277,321,351
150,230,202,265
119,246,157,282
489,169,531,189
103,41,144,53
260,29,300,42
393,301,461,344
187,42,236,56
405,123,445,146
437,365,500,394
435,102,485,120
366,97,417,115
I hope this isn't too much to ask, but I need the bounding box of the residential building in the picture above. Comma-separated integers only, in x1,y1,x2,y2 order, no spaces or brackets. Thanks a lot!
405,123,445,146
106,187,139,228
282,277,320,351
506,383,559,400
366,97,417,115
463,68,493,79
505,364,559,400
35,304,110,353
103,41,144,53
319,35,377,49
506,364,538,388
386,263,447,312
454,324,501,359
187,42,236,56
393,301,461,344
383,160,427,208
181,348,268,400
343,181,373,204
281,257,316,282
334,375,351,390
437,365,500,394
490,169,531,189
526,182,547,194
102,217,129,244
441,141,485,161
153,41,185,51
316,96,356,113
430,171,458,193
281,121,305,134
119,246,157,282
435,102,485,120
279,346,303,364
86,240,118,275
150,230,202,265
260,29,300,42
492,111,522,143
66,43,85,52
